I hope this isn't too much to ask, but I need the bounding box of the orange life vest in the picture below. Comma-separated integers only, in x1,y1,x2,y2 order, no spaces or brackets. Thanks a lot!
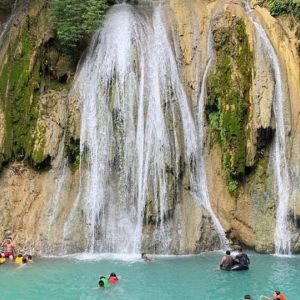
278,293,287,300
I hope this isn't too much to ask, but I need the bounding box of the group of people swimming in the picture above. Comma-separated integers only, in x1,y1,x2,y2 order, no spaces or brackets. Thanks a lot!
244,291,287,300
0,237,33,265
220,247,250,271
97,253,152,289
98,272,119,288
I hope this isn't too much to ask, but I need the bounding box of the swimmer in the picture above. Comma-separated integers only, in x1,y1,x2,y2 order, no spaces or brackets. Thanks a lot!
244,295,253,300
15,254,23,264
260,291,287,300
220,250,233,270
108,272,118,283
98,276,110,288
234,247,250,266
141,252,153,261
22,257,27,264
26,255,33,263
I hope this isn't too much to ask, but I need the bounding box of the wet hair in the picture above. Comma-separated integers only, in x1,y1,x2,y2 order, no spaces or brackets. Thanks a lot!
99,280,104,287
27,255,32,260
244,296,252,300
110,272,116,277
238,247,243,252
141,252,146,256
100,276,105,280
17,254,22,258
22,257,27,264
275,291,281,295
226,250,231,255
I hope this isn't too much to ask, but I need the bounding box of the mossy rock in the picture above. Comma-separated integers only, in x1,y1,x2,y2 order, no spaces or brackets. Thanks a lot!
206,18,252,193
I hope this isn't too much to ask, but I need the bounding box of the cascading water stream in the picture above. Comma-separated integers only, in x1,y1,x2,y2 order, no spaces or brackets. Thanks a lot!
63,2,227,254
0,0,17,45
242,1,291,255
194,29,228,249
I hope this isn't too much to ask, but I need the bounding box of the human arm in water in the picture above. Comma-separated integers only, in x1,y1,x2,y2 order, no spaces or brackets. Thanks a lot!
260,295,273,300
219,256,226,268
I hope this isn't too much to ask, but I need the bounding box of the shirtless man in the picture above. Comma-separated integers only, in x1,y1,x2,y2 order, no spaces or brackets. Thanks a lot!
1,237,14,260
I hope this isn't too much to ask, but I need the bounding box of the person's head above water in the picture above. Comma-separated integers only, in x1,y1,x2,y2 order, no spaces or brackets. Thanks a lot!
110,272,117,277
99,280,104,287
273,291,282,299
99,276,110,288
244,295,252,300
99,276,105,286
226,250,231,255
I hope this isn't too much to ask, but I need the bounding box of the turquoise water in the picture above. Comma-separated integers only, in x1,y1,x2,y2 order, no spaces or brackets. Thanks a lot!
1,252,298,300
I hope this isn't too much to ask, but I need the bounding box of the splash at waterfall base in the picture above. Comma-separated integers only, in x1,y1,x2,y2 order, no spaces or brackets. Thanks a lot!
0,0,300,256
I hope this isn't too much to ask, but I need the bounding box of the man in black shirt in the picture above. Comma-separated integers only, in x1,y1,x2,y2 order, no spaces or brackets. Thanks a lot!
234,247,250,266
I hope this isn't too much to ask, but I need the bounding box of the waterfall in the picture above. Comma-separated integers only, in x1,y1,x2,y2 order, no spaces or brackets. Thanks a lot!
0,0,17,45
64,2,226,254
243,1,291,255
195,29,228,249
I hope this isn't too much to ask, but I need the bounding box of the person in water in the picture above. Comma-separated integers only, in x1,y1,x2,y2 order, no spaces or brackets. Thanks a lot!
260,291,287,300
22,257,27,264
220,250,233,270
108,272,118,283
0,254,5,264
15,254,23,264
234,247,250,266
26,254,33,263
141,252,152,261
98,276,110,288
1,237,14,260
244,295,253,300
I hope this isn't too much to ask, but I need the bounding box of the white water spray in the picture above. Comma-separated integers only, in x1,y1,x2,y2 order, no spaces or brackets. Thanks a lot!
0,0,17,44
195,29,228,249
65,2,227,254
243,1,291,255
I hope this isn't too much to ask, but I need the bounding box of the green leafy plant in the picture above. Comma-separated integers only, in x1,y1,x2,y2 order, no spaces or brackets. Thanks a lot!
49,0,109,54
259,0,300,18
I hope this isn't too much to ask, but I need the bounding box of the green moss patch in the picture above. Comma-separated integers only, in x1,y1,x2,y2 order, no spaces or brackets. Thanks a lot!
206,19,253,193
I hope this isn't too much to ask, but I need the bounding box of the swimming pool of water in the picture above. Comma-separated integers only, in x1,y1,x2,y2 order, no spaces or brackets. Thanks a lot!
0,251,298,300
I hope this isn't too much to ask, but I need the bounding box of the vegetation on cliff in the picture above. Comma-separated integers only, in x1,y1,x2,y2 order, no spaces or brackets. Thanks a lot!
259,0,300,18
0,24,41,166
206,19,252,193
49,0,109,54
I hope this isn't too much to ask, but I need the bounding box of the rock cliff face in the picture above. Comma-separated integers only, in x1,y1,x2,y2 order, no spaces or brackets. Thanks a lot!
0,0,300,255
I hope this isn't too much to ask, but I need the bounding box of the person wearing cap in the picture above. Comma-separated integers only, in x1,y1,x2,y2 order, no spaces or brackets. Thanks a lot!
244,295,252,300
234,247,250,266
260,291,287,300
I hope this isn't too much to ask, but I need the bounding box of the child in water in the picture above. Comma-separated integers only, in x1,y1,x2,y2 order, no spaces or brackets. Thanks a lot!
98,276,110,288
15,254,23,264
108,272,118,283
